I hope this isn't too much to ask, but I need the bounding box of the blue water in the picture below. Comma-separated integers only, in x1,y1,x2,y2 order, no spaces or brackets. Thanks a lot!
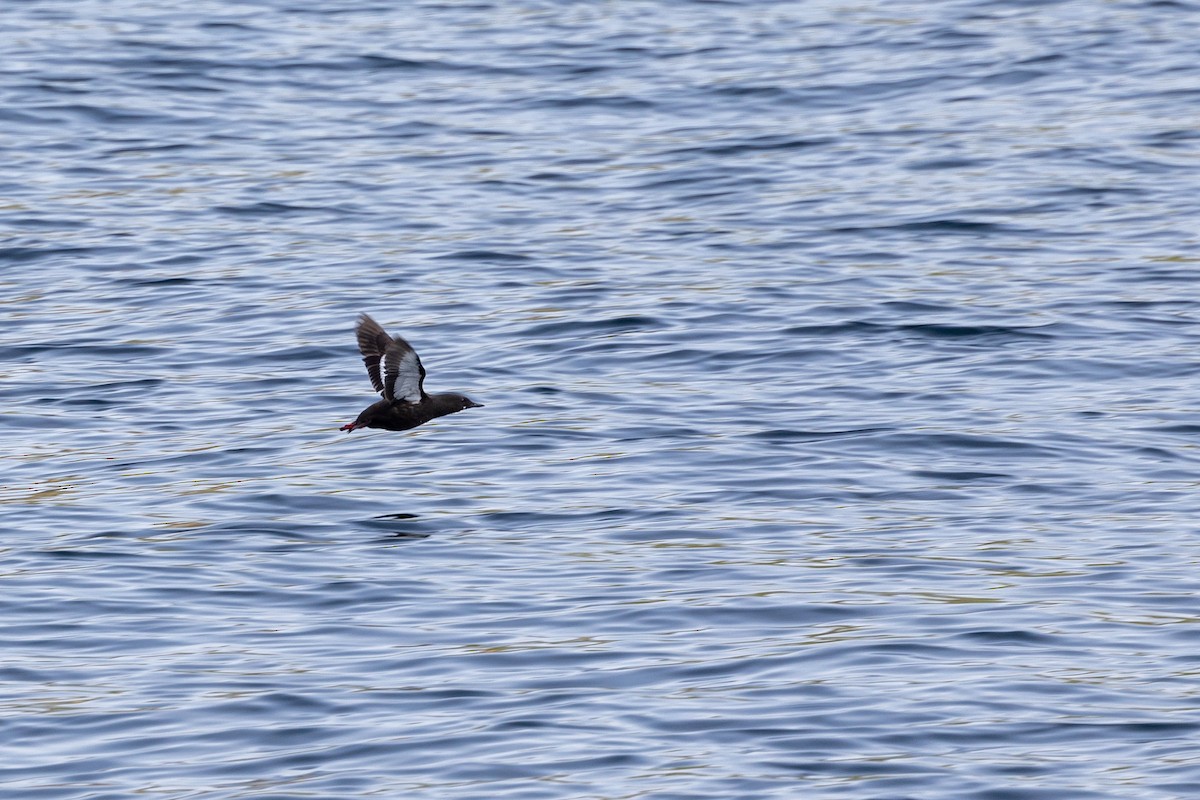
4,1,1200,798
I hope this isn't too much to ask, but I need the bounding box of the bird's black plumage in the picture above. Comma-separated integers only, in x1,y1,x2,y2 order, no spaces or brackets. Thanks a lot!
340,314,481,433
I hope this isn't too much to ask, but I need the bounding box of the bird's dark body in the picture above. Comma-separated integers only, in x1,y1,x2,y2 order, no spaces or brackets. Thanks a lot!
348,393,480,432
340,313,481,433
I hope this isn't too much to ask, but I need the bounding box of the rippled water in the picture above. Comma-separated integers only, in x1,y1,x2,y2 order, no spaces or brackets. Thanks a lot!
4,1,1200,798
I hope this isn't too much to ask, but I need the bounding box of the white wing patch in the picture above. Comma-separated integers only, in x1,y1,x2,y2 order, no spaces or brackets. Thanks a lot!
384,344,425,403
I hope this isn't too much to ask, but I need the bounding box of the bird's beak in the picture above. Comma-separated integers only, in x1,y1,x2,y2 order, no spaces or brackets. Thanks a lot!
469,401,484,408
340,422,357,432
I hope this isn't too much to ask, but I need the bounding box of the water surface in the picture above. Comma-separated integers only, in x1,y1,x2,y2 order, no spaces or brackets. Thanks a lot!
3,1,1200,798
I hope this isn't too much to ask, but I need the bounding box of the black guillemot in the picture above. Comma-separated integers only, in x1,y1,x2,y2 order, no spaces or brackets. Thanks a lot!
340,313,482,433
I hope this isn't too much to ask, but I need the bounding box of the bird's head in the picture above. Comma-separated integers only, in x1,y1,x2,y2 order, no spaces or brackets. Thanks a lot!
454,394,484,411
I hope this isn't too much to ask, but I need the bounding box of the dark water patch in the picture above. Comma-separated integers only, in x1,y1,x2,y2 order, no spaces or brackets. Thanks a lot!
608,424,711,441
214,201,346,216
65,378,164,395
432,249,532,262
830,219,1029,237
0,109,51,125
522,315,664,337
116,276,199,286
629,171,727,192
906,157,991,170
107,143,197,157
898,323,1055,342
358,54,458,71
0,246,111,264
1033,182,1149,198
357,514,440,539
183,520,333,542
956,629,1067,647
705,84,796,101
664,135,834,157
54,397,121,409
29,103,181,126
248,55,480,74
1140,424,1200,435
527,170,583,182
978,68,1048,87
1142,128,1200,149
27,343,170,359
235,345,340,364
782,320,886,337
880,300,957,313
881,432,1062,458
1,413,100,429
745,427,894,443
924,26,993,46
779,320,1051,344
912,469,1013,481
197,21,265,33
3,217,90,231
358,120,444,139
526,94,656,110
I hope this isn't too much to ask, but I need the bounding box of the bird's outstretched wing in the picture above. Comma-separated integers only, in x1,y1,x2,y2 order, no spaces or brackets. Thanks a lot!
354,313,427,403
355,313,393,396
383,335,426,404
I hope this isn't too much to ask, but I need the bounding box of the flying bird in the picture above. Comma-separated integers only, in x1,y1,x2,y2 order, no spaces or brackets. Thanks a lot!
340,313,482,433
